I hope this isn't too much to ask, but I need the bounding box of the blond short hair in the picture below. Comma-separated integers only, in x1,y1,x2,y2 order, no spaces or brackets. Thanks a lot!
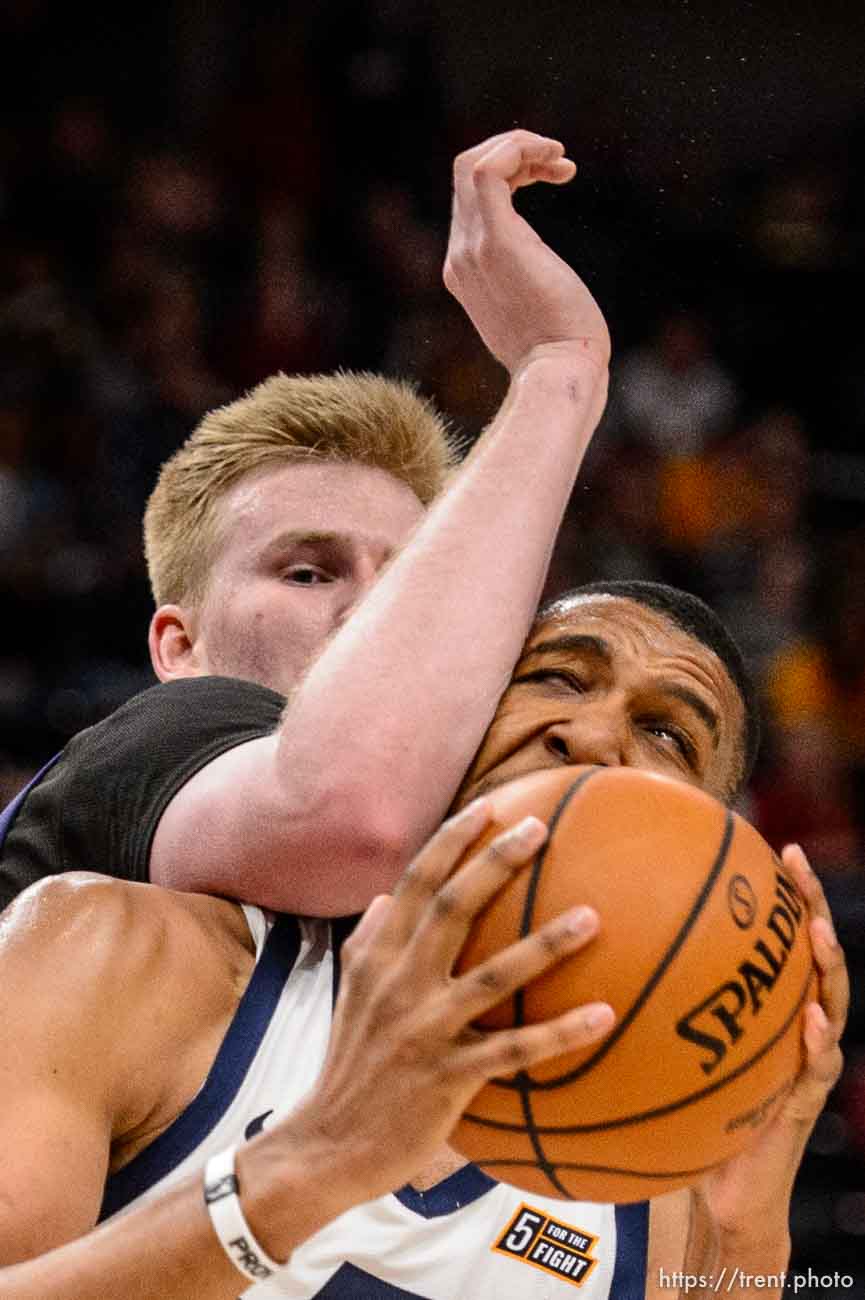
144,370,459,607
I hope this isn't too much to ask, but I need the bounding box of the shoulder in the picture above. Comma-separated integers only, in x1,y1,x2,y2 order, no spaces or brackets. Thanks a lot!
0,876,177,1122
98,674,285,730
3,676,287,896
2,873,250,1098
0,874,252,1165
2,871,151,961
62,675,286,771
1,873,242,1020
4,872,178,974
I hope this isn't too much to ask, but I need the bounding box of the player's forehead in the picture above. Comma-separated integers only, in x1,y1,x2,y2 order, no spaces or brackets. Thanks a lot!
533,592,690,648
211,459,425,562
525,594,738,705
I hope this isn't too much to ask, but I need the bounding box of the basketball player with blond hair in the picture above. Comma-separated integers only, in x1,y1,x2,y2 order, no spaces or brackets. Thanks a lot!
0,131,847,1298
3,130,608,918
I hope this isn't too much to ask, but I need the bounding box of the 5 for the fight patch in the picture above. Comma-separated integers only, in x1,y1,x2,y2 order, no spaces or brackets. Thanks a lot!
492,1203,598,1287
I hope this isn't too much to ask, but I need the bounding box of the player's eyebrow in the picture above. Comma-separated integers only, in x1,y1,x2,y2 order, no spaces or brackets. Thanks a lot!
656,681,720,743
260,529,393,561
521,634,613,664
262,529,353,554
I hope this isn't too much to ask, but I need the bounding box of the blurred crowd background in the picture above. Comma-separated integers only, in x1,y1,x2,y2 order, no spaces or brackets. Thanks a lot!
1,0,863,1289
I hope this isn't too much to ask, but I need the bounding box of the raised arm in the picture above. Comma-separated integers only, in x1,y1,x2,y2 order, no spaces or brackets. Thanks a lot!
152,130,612,913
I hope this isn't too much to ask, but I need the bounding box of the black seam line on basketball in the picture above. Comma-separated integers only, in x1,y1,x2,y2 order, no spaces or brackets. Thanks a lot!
511,767,602,1202
514,1066,573,1199
513,765,601,1032
471,1157,719,1180
461,966,811,1134
501,808,736,1093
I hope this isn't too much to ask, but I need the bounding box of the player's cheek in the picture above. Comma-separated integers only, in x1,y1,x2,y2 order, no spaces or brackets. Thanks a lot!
466,700,558,784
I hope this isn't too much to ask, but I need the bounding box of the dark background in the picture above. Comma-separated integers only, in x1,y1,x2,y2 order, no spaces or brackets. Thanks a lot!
1,2,863,1291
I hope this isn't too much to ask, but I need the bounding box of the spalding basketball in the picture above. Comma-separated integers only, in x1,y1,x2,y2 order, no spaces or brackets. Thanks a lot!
451,765,815,1203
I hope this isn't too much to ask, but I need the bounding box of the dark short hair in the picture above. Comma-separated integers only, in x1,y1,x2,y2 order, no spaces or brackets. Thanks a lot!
536,579,760,799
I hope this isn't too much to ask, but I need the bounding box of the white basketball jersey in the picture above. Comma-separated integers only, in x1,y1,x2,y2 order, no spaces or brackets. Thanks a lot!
100,909,647,1299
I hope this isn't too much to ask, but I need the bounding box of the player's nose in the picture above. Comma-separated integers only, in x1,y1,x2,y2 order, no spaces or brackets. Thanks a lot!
542,708,627,769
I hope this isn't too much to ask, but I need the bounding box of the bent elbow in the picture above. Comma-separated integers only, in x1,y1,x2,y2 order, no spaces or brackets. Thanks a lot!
316,792,417,908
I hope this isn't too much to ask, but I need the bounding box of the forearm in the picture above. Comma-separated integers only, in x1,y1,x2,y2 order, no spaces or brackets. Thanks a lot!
0,1132,349,1300
274,353,606,881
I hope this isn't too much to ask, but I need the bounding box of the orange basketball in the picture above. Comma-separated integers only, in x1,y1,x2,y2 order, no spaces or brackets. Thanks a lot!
451,765,816,1203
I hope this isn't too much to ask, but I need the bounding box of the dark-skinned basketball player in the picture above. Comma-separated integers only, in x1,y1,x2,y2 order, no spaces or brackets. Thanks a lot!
0,585,847,1300
0,132,847,1298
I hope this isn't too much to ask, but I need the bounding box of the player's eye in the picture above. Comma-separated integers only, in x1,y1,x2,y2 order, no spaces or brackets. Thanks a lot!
644,721,696,765
282,565,333,585
513,668,586,693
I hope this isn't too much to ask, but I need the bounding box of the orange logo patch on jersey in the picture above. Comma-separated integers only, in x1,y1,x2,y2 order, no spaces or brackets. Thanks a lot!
492,1202,599,1287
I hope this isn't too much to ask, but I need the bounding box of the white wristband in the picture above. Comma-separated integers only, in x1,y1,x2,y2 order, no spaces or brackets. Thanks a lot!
203,1144,284,1283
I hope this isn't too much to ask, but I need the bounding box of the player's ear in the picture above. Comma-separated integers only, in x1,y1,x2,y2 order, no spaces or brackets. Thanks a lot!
149,605,206,681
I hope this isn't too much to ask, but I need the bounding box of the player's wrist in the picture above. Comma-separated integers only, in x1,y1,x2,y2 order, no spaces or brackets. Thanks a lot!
234,1128,360,1261
509,343,610,413
505,343,609,440
512,337,611,381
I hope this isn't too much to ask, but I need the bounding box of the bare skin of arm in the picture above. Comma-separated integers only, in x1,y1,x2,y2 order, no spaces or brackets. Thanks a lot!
0,804,616,1297
0,873,255,1268
150,130,612,912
